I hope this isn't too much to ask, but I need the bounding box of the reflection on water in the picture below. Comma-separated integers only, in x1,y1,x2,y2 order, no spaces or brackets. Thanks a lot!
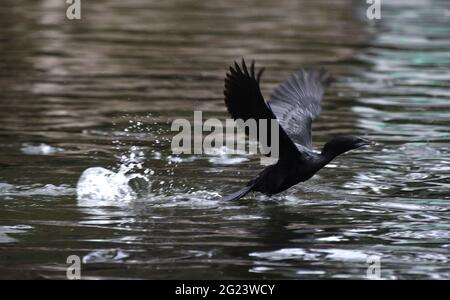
0,0,449,279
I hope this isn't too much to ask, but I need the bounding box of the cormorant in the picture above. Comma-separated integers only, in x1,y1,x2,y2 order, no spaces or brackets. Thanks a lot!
221,59,371,201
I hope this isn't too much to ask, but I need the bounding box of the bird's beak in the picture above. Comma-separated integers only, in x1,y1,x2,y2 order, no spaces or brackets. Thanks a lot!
355,138,372,148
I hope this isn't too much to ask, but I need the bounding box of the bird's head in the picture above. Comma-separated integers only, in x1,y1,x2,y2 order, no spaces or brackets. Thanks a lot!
321,136,371,158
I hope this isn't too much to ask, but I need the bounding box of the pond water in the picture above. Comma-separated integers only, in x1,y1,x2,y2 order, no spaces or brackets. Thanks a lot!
0,0,449,279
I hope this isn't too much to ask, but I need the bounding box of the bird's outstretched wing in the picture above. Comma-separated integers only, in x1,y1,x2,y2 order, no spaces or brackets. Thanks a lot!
224,59,299,160
269,69,331,150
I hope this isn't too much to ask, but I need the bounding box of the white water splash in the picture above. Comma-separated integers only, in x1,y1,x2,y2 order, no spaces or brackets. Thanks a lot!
77,143,152,206
77,167,137,205
75,117,239,207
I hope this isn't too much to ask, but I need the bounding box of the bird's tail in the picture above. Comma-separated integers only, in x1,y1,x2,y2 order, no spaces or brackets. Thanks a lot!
221,184,254,201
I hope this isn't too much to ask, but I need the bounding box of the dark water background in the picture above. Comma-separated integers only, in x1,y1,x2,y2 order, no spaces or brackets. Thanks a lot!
0,0,449,279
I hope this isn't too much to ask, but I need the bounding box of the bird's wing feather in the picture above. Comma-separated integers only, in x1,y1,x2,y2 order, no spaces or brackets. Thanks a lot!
269,69,331,149
224,59,300,160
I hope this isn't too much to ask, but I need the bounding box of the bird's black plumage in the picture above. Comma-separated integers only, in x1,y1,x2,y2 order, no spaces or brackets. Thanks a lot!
224,60,299,159
222,59,370,201
269,69,331,150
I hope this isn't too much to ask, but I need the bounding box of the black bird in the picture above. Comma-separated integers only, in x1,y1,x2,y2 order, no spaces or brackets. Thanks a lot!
221,59,370,201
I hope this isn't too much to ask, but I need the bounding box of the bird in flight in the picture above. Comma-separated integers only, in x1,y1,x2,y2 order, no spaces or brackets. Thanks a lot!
221,59,371,201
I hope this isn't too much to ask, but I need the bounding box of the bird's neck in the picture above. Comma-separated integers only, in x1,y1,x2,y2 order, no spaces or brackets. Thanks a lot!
318,149,342,167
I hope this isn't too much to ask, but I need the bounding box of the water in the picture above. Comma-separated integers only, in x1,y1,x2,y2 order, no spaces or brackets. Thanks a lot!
0,0,449,279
